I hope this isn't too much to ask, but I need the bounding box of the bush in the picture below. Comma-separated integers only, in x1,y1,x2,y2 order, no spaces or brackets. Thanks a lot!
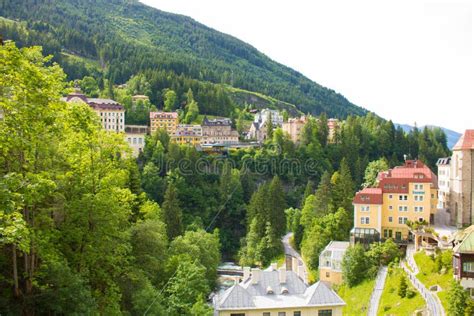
406,288,416,298
384,305,391,312
398,275,408,298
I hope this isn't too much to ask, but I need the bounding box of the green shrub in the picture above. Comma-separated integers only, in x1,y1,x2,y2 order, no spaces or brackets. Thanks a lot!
406,288,416,298
384,305,391,312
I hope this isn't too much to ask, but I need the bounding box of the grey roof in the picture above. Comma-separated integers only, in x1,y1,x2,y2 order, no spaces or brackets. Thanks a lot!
305,281,345,306
219,285,255,309
242,271,307,296
216,269,345,310
325,241,350,251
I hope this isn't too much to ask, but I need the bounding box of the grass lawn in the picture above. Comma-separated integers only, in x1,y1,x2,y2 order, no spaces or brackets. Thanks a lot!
414,251,453,311
378,267,425,315
337,278,375,315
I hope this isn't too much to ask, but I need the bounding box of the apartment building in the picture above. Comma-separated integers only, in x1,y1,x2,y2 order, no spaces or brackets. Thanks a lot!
352,160,438,243
436,157,451,211
171,124,202,146
282,116,307,143
201,117,239,145
65,90,125,133
149,111,179,135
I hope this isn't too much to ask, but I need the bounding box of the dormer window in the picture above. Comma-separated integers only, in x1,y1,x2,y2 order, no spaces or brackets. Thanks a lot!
266,286,274,294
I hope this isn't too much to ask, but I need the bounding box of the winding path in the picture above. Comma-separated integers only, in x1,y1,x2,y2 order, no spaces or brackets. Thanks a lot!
282,232,308,283
403,244,445,316
367,266,388,316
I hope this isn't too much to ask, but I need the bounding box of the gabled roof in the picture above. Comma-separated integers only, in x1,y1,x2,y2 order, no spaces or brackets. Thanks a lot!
454,228,474,254
216,269,345,311
218,285,255,309
353,188,383,205
453,130,474,151
305,281,346,306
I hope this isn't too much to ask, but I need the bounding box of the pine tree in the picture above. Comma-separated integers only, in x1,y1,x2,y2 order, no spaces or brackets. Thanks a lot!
266,112,274,140
398,274,408,298
268,176,287,237
162,182,183,240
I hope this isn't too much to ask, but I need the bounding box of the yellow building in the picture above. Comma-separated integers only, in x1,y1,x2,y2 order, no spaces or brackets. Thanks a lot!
319,241,350,286
171,124,202,146
149,111,179,135
352,160,438,243
214,265,345,316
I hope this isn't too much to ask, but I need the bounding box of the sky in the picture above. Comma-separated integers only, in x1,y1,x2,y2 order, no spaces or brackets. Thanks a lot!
141,0,473,132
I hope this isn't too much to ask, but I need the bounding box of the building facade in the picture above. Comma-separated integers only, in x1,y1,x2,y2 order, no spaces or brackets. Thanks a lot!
201,117,239,145
149,111,179,135
171,124,202,146
125,125,148,157
453,226,474,295
282,116,307,143
214,264,345,316
449,130,474,227
65,90,125,133
247,109,283,142
436,157,451,211
319,241,350,286
352,160,438,243
327,118,339,143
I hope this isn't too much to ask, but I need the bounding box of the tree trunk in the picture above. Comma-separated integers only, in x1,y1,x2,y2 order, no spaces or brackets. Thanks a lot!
12,244,19,297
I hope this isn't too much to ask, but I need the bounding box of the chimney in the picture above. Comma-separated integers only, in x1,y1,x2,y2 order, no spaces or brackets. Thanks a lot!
251,268,261,284
292,257,298,273
278,266,287,284
271,262,278,271
297,264,306,283
243,267,250,281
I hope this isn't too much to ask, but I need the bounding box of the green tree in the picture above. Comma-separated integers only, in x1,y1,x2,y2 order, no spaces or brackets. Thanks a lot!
331,159,355,213
80,76,99,97
266,112,274,140
447,280,471,316
341,243,370,287
363,157,389,188
163,89,177,111
162,182,183,240
398,274,408,298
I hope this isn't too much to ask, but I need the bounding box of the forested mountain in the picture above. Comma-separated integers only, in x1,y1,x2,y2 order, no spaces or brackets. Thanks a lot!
0,0,367,118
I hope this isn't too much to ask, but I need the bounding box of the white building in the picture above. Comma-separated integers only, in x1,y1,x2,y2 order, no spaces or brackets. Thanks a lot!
254,108,283,128
436,157,451,211
125,125,148,157
64,90,125,133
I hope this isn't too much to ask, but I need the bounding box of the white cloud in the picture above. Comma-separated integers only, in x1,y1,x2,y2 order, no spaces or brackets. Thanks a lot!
141,0,473,132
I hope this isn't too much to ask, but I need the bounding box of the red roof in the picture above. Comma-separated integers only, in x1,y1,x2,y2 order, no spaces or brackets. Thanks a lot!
453,130,474,150
354,160,438,202
353,188,383,205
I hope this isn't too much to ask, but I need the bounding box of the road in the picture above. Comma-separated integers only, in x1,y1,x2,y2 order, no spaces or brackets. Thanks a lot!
367,266,388,316
282,232,308,283
404,244,445,316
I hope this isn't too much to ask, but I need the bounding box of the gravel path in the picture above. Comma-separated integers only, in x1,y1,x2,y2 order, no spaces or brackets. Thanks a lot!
367,266,388,316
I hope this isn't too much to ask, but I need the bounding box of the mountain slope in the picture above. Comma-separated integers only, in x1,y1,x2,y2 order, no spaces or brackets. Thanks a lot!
395,123,461,149
0,0,367,118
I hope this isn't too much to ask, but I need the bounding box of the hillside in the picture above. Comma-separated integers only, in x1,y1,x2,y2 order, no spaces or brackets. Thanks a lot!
0,0,367,118
396,123,461,149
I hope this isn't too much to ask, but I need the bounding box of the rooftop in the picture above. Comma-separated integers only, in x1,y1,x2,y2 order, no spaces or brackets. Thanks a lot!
454,227,474,254
453,130,474,151
150,111,178,119
216,268,345,311
436,157,451,166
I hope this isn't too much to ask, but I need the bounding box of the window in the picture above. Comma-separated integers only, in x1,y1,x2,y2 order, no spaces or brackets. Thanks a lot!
389,205,393,210
389,194,393,199
326,272,330,278
278,313,286,316
399,195,408,201
231,314,245,316
464,262,474,273
419,218,424,222
414,206,424,212
294,312,301,316
398,217,408,224
361,217,370,225
384,229,388,238
263,313,270,316
398,206,408,212
318,310,332,316
361,205,370,212
389,216,393,223
396,232,402,240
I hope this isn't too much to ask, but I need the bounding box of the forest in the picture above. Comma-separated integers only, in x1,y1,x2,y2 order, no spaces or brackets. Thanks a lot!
0,0,367,118
0,41,452,316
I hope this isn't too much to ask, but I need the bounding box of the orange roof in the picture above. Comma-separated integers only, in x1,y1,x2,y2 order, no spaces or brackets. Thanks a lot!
150,111,178,119
453,130,474,151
